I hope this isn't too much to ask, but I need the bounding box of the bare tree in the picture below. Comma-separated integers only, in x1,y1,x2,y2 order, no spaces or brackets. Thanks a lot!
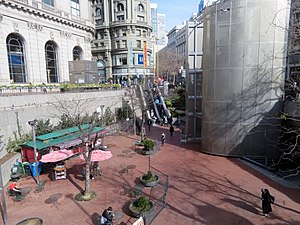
157,48,184,83
51,97,108,199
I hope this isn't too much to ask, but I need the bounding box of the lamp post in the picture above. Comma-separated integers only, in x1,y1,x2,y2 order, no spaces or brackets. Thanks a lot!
100,105,105,127
28,119,40,186
0,166,8,225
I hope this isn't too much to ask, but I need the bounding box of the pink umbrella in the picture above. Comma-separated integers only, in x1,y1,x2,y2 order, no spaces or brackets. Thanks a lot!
40,149,75,163
79,150,113,162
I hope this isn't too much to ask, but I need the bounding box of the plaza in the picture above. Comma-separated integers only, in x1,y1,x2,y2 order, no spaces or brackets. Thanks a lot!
4,125,300,225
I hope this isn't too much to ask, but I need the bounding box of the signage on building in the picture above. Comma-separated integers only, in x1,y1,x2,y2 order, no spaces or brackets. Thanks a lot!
143,41,147,68
138,54,144,65
129,41,133,66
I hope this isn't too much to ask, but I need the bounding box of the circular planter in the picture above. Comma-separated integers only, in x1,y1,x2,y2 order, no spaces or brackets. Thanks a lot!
140,175,160,187
141,148,154,155
16,217,43,225
129,200,154,218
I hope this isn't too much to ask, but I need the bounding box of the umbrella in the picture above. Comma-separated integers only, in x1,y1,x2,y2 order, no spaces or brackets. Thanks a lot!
79,150,113,162
40,149,75,163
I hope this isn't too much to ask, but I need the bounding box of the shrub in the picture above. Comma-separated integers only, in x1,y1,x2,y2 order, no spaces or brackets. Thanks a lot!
143,138,154,150
142,171,157,182
132,196,152,212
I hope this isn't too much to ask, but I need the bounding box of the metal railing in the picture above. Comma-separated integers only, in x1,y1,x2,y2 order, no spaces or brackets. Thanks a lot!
143,166,169,225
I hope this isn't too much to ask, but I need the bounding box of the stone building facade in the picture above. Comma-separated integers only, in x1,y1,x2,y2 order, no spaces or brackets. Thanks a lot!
91,0,152,84
0,0,95,85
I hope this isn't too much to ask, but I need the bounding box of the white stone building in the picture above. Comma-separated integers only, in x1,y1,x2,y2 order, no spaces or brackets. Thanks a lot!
0,0,95,85
91,0,152,84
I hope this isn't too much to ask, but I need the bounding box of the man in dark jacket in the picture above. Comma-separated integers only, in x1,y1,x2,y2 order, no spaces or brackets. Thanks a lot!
100,206,114,225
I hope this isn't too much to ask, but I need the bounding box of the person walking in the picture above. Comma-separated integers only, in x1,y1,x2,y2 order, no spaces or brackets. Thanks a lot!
169,125,174,137
161,132,166,146
261,188,275,217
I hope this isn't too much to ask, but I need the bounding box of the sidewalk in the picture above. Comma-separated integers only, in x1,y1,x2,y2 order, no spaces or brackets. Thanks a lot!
3,126,300,225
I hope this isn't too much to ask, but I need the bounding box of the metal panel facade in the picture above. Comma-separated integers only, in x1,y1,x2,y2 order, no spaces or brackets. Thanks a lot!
202,0,290,157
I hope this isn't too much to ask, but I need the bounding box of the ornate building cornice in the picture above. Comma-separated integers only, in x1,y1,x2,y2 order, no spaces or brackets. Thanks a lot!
1,0,95,35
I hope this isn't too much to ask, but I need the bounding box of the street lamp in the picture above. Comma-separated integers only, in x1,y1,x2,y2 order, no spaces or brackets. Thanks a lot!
100,105,105,127
0,166,8,225
28,119,40,186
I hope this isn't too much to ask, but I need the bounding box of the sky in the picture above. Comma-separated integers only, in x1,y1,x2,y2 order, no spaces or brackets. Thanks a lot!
153,0,200,31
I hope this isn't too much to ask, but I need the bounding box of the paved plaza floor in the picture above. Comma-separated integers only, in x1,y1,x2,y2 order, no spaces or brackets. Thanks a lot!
2,125,300,225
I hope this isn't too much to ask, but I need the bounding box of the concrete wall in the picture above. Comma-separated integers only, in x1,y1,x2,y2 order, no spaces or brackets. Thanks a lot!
0,90,126,158
0,153,21,186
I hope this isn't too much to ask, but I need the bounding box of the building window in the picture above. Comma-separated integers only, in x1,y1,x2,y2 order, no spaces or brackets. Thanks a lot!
136,40,141,48
73,46,83,60
45,41,59,83
113,54,127,66
137,16,144,21
136,29,141,36
116,41,120,49
43,0,54,6
6,34,27,83
117,3,124,12
122,40,127,48
138,4,144,12
96,8,101,16
71,0,80,17
117,15,124,21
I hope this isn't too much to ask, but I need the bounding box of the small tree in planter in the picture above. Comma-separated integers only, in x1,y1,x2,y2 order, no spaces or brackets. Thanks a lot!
142,138,154,155
129,196,154,218
140,171,160,187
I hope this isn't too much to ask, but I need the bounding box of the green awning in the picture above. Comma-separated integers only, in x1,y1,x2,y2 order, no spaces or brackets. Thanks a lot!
37,124,91,141
22,126,106,151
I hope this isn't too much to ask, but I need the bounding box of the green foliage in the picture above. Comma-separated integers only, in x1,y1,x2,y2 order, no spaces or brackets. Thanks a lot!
133,196,149,208
116,106,132,121
143,138,154,150
142,171,157,182
164,99,172,108
55,113,76,130
7,131,31,153
166,87,186,111
103,107,115,126
35,119,54,136
280,113,288,120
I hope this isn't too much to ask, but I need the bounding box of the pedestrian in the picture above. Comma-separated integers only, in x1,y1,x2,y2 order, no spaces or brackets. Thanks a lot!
261,188,275,217
169,125,174,137
99,206,114,225
147,119,152,131
9,181,21,196
161,132,166,146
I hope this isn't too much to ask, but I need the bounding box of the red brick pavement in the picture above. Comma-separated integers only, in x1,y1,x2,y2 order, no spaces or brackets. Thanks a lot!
2,125,300,225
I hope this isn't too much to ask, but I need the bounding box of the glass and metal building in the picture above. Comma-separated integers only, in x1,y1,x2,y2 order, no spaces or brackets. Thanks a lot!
91,0,152,84
0,0,95,85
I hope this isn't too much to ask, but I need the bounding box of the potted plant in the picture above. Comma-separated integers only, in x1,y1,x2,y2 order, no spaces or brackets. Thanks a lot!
140,171,160,187
129,196,154,218
142,138,154,155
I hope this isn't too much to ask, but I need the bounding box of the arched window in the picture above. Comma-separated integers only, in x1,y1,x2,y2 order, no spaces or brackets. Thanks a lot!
6,33,27,83
96,8,101,16
45,41,59,83
138,4,144,12
117,3,124,12
73,46,83,60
